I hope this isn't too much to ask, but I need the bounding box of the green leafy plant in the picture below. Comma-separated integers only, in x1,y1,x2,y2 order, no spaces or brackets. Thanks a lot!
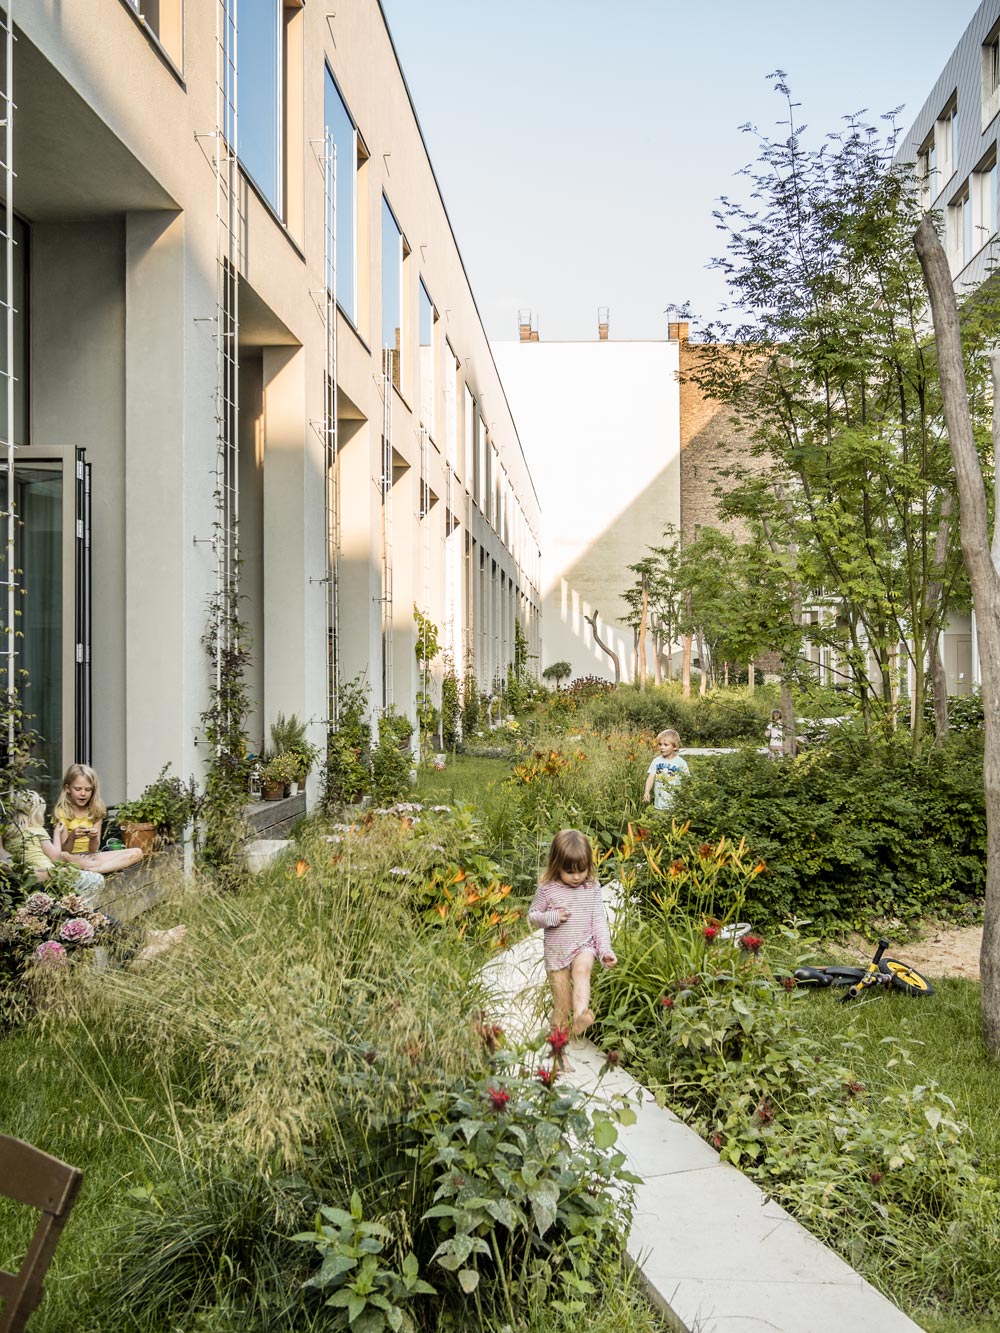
115,765,198,838
262,753,299,788
371,725,411,803
268,712,321,781
199,575,253,891
324,675,372,808
407,1063,639,1317
294,1191,435,1332
440,665,460,751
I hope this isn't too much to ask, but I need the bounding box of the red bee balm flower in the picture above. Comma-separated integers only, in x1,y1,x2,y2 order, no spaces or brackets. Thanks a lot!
702,925,720,941
547,1026,570,1052
660,995,675,1009
537,1067,558,1087
740,933,764,953
487,1086,510,1111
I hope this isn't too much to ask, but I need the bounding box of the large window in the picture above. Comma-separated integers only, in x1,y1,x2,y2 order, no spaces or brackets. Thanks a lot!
983,25,1000,128
124,0,182,66
937,96,958,185
382,197,403,390
917,131,938,207
324,68,357,323
949,186,972,270
419,280,435,436
237,0,282,213
974,150,998,247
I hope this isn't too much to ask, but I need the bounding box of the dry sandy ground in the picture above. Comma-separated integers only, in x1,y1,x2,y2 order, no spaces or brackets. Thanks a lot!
874,925,983,982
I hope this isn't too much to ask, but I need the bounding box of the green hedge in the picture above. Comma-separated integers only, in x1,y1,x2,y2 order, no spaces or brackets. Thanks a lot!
575,684,773,746
666,734,986,931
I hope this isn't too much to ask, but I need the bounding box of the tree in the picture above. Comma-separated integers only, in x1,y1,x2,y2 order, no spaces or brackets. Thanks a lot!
541,661,572,690
914,218,1000,1057
690,78,985,751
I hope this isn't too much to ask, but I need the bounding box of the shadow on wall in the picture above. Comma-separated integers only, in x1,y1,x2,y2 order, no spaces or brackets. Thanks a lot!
545,452,681,680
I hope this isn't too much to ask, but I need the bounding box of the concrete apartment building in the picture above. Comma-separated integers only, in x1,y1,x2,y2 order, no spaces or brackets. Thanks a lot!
10,0,541,804
897,0,1000,693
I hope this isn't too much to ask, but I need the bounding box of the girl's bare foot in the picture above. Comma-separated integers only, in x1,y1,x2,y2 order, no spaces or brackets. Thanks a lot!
572,1008,595,1035
136,924,187,963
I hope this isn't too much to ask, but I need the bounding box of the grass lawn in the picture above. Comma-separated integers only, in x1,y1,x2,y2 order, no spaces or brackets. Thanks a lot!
412,753,511,806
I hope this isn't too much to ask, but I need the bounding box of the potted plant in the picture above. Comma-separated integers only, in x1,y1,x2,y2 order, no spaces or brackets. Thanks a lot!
115,765,198,854
262,752,298,801
267,713,321,794
380,706,414,754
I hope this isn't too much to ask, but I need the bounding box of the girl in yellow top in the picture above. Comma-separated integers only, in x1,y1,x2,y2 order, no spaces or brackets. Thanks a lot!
52,763,143,873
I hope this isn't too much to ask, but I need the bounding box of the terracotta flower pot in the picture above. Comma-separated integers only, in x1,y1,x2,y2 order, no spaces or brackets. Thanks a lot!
122,821,156,856
262,781,285,802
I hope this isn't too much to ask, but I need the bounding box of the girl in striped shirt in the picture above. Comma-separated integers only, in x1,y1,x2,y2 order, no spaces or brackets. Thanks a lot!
529,830,616,1059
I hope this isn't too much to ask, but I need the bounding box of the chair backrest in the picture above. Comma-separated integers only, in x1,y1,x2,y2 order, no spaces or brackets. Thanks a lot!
0,1135,83,1333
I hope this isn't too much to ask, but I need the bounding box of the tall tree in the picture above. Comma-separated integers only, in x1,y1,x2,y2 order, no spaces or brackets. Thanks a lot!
915,218,1000,1057
690,78,986,751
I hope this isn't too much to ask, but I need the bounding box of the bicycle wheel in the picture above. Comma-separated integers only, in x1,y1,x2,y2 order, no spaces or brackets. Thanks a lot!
882,958,934,997
793,967,833,988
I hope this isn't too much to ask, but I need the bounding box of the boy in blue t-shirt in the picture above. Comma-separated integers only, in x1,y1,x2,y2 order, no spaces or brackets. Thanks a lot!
643,729,690,810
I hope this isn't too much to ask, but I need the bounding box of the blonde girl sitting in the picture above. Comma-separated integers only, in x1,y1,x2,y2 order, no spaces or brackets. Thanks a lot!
6,789,105,901
52,763,142,874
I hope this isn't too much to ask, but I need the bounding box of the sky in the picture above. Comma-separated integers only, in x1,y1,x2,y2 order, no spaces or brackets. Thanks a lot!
379,0,975,342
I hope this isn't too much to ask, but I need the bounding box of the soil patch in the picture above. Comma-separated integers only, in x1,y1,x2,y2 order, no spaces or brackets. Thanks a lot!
893,926,982,982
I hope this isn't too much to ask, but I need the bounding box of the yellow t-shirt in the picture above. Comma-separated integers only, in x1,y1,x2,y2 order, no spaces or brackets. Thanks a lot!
60,815,95,854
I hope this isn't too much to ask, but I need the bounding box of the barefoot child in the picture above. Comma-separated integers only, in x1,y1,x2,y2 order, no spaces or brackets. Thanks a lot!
6,790,106,899
52,763,143,874
529,830,616,1068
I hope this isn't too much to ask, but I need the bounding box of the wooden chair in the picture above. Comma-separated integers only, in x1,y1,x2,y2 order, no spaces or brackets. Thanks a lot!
0,1135,83,1333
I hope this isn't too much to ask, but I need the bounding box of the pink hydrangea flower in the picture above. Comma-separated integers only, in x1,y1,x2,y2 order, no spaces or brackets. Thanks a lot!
59,917,95,946
33,940,67,965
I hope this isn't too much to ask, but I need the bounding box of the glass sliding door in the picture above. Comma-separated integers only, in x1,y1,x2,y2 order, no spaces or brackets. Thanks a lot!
12,450,90,805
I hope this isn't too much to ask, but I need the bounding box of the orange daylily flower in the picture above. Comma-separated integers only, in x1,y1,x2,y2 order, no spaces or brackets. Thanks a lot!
296,859,310,877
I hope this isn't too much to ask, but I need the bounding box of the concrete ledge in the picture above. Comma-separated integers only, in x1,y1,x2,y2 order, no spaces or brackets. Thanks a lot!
97,843,183,922
483,920,924,1333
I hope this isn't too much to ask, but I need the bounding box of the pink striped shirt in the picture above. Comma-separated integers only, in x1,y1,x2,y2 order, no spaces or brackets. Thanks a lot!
528,876,614,972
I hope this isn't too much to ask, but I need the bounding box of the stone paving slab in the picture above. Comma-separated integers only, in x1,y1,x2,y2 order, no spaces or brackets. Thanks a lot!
482,913,925,1333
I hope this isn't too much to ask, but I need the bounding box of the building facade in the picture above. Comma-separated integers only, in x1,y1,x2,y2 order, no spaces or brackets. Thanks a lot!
897,0,1000,694
493,322,682,683
10,0,541,804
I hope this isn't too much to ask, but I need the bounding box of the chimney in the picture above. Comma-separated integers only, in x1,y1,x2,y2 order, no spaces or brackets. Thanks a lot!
598,306,609,341
668,320,689,343
518,309,538,342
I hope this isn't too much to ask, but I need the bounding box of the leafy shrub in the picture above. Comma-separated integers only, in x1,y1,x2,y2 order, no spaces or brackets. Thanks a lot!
406,1064,639,1317
441,669,460,750
324,676,373,808
667,734,985,931
597,923,1000,1315
372,729,412,804
461,672,480,738
579,684,771,745
116,764,198,837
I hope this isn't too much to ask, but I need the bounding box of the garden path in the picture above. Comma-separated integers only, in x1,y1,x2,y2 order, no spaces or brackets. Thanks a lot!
480,889,925,1333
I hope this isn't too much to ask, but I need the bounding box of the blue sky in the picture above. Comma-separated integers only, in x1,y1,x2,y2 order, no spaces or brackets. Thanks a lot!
380,0,975,341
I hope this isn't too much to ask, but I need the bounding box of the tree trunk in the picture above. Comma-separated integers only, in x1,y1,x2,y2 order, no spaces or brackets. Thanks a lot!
653,627,663,686
697,630,708,696
780,678,796,756
931,638,949,746
681,634,692,699
915,217,1000,1057
638,575,649,691
748,661,756,694
927,490,955,747
584,609,622,686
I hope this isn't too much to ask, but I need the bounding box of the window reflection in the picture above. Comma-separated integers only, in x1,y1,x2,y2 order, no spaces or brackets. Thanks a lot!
382,198,402,390
324,69,356,322
237,0,282,213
